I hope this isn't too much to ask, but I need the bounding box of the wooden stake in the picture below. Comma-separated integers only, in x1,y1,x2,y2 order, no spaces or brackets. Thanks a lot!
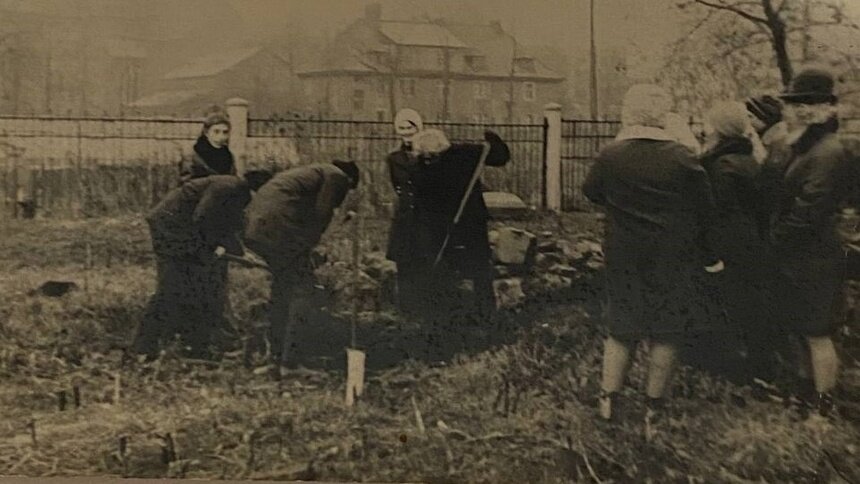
113,372,121,404
73,385,81,408
26,419,37,447
57,390,67,411
411,396,426,435
345,348,365,407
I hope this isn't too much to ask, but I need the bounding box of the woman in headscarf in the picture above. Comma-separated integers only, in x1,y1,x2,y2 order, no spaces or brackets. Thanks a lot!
699,101,781,387
763,67,855,416
386,108,426,316
583,84,715,436
180,110,237,183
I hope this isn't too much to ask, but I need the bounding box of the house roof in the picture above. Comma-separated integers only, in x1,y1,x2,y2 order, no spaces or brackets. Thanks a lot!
299,19,563,81
162,46,262,80
378,21,467,48
127,89,209,108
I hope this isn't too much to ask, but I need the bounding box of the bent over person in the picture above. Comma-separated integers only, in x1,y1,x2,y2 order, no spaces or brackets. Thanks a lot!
244,160,360,368
583,84,714,435
131,175,252,360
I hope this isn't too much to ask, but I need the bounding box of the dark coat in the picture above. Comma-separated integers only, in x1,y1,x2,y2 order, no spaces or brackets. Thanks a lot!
385,133,510,273
583,135,716,339
243,163,352,265
147,175,250,261
179,136,237,183
700,137,774,338
134,175,250,359
700,137,769,268
762,119,854,335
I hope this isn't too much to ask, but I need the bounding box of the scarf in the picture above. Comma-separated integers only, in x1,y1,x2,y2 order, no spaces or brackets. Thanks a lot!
193,135,235,175
789,116,840,156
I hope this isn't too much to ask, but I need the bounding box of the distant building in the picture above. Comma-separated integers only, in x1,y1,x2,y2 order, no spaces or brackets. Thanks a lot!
129,46,297,117
298,4,566,123
0,0,239,116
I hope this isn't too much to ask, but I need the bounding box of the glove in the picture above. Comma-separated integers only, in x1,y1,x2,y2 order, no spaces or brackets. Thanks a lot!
483,130,502,144
745,95,782,132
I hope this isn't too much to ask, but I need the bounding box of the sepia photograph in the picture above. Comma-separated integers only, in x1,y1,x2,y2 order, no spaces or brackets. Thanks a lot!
0,0,859,482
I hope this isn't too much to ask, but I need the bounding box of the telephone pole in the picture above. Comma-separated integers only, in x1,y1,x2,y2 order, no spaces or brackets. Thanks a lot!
589,0,599,119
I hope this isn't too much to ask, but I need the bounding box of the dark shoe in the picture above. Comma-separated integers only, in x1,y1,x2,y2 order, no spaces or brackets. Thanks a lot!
816,392,836,418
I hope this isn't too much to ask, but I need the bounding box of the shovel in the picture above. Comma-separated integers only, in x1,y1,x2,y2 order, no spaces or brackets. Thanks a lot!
432,141,492,268
345,205,366,407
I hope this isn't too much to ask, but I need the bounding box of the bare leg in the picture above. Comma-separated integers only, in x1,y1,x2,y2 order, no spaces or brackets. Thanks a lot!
806,336,839,394
601,336,634,393
599,336,635,420
646,341,678,399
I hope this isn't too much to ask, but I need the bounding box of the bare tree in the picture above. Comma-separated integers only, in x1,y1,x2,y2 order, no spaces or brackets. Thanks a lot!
676,0,860,87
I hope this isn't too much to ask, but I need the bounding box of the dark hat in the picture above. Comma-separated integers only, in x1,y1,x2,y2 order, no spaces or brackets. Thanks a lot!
745,95,782,128
332,160,360,188
779,67,837,105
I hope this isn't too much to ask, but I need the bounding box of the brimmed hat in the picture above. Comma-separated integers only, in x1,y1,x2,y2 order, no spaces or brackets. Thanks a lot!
779,67,837,105
332,160,360,188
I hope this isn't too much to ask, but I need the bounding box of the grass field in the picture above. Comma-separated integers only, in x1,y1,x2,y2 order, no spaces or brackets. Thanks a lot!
1,212,859,483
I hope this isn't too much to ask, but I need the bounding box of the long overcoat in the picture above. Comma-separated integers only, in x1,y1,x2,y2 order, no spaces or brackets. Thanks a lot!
583,129,716,340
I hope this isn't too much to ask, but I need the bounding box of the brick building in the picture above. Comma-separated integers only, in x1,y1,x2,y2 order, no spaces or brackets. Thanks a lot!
298,4,565,123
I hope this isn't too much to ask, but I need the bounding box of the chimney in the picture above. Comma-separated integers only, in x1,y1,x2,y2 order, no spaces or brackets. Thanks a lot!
365,3,382,21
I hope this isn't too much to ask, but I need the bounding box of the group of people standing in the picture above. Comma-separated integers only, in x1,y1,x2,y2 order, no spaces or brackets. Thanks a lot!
585,66,857,428
129,106,511,368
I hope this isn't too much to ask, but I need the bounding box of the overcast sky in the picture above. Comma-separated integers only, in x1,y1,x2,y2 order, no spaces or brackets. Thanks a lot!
226,0,681,75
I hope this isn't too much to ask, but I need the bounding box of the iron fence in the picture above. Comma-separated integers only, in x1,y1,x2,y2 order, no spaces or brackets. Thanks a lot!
248,117,547,209
560,119,621,211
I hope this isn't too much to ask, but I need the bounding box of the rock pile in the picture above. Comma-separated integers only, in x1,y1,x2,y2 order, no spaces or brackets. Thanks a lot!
314,225,605,314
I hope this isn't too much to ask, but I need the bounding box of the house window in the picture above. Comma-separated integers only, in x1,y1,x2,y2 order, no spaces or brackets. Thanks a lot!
376,79,386,95
376,108,387,121
523,82,536,101
474,81,489,99
515,57,536,73
399,78,416,96
465,55,486,71
437,81,446,99
353,89,365,110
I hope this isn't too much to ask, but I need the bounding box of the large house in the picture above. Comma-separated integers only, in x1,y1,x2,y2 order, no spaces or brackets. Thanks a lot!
298,4,566,123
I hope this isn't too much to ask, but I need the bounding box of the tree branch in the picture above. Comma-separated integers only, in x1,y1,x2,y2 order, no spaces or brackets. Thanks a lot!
692,0,768,24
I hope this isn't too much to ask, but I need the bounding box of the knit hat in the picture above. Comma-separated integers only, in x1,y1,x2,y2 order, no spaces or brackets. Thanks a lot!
745,95,783,129
411,128,451,155
332,160,360,188
394,108,423,137
706,101,752,139
779,67,838,105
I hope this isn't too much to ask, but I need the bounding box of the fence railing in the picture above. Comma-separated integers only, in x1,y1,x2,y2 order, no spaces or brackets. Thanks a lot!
3,97,855,220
